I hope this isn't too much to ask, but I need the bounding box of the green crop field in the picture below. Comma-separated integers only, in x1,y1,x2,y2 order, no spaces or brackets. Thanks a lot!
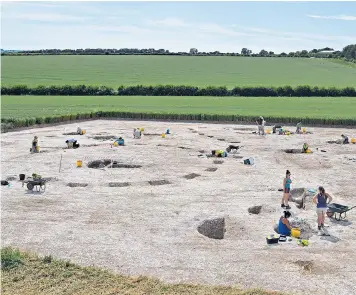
2,55,356,87
2,96,355,120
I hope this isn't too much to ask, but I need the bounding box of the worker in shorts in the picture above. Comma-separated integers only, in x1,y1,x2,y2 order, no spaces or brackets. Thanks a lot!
313,186,333,236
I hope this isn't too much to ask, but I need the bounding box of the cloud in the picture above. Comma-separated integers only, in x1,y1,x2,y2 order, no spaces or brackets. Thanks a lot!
3,12,89,22
91,25,152,34
307,14,356,21
147,18,189,27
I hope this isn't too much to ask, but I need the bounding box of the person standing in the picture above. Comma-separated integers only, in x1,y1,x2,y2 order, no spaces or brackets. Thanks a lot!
313,186,333,235
256,116,265,135
281,170,292,209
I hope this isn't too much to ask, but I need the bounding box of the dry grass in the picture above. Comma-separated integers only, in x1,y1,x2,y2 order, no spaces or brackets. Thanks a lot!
1,248,285,295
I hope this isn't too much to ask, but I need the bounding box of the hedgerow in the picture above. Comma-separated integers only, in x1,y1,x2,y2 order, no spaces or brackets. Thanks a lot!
2,84,356,97
2,111,355,132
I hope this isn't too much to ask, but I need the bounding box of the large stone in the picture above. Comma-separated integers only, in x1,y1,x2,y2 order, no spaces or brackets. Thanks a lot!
197,217,225,239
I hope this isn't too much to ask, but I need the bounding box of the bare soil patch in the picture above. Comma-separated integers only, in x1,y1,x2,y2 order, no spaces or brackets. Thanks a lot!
294,260,315,274
217,138,226,141
87,159,112,168
205,167,218,172
284,149,302,154
91,135,116,141
63,132,78,135
178,146,191,150
213,160,224,164
197,217,225,240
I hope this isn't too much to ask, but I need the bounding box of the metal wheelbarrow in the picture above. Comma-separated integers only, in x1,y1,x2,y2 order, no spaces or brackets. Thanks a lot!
22,178,48,192
327,203,356,221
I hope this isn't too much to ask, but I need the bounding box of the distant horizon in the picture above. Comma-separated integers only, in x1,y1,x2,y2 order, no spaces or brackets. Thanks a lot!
1,1,355,53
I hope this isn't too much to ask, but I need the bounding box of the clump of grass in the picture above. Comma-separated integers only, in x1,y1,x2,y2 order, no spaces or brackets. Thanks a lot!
1,247,286,295
1,247,24,270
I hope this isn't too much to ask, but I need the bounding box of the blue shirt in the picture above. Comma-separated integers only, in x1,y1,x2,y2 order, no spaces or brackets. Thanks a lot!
278,218,291,236
317,193,328,208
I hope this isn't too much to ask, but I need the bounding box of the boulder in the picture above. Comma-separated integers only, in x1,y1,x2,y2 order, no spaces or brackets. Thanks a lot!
197,217,225,239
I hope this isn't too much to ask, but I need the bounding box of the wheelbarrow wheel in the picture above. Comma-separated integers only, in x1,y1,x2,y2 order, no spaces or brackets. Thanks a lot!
27,183,34,191
326,209,334,218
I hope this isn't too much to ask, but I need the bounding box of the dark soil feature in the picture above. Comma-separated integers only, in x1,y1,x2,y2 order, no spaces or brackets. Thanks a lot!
217,138,226,141
45,135,59,138
148,180,171,186
191,131,198,133
198,150,206,153
157,144,172,147
108,182,131,187
284,149,302,154
205,167,218,172
87,159,113,168
198,133,205,136
183,173,201,180
207,135,214,138
144,133,161,136
109,163,142,169
91,135,116,141
248,205,262,214
233,155,244,159
327,140,342,144
230,141,241,144
178,146,191,150
67,183,88,187
63,132,78,135
213,160,224,164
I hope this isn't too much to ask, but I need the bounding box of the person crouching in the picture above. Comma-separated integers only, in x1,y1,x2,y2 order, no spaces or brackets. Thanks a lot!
31,136,39,153
66,138,80,149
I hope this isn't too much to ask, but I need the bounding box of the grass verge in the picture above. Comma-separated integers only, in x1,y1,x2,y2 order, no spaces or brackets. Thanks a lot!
1,247,284,295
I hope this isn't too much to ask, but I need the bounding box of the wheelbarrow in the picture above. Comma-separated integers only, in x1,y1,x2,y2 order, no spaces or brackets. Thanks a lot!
327,203,356,221
22,178,48,192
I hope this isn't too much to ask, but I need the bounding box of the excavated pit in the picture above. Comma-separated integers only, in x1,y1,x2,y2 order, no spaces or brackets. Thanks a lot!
183,173,201,180
217,138,226,141
108,182,131,187
91,135,116,141
213,160,224,164
197,217,225,240
284,149,303,154
148,180,171,186
248,205,263,215
205,168,218,172
87,159,112,168
63,132,78,136
67,183,88,188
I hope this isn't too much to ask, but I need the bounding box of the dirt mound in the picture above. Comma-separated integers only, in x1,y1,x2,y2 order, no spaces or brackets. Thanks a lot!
148,180,171,186
183,173,201,180
205,168,218,172
109,182,131,187
197,217,225,240
213,160,224,164
284,149,302,154
88,159,112,168
67,183,88,187
290,218,317,239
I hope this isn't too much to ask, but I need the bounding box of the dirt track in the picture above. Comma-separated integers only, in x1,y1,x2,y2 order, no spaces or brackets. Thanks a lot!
1,120,356,295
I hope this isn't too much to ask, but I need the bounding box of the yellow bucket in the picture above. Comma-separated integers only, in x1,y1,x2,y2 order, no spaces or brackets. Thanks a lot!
162,133,166,138
266,129,271,134
114,141,118,147
351,138,356,144
306,149,312,153
302,128,306,133
77,160,83,167
82,130,86,135
36,146,40,152
140,128,145,132
291,228,301,238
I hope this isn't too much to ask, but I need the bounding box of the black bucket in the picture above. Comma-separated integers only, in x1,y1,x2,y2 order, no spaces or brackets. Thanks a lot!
19,174,25,181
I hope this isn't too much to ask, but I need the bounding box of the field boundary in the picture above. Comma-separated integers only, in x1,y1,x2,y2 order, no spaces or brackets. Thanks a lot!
2,84,356,97
2,111,356,133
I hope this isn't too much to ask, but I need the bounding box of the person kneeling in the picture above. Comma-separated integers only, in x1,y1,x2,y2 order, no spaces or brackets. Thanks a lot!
116,137,125,146
302,143,309,153
278,211,293,236
31,136,39,153
341,134,349,144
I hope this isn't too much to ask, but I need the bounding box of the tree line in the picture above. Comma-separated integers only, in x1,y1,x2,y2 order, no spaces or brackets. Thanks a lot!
2,84,356,97
1,44,355,63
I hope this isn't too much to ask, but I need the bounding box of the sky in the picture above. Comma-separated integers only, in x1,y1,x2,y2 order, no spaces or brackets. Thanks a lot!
1,1,356,53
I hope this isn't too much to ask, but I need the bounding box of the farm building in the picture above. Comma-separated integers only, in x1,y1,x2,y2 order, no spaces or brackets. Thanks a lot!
315,50,335,57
